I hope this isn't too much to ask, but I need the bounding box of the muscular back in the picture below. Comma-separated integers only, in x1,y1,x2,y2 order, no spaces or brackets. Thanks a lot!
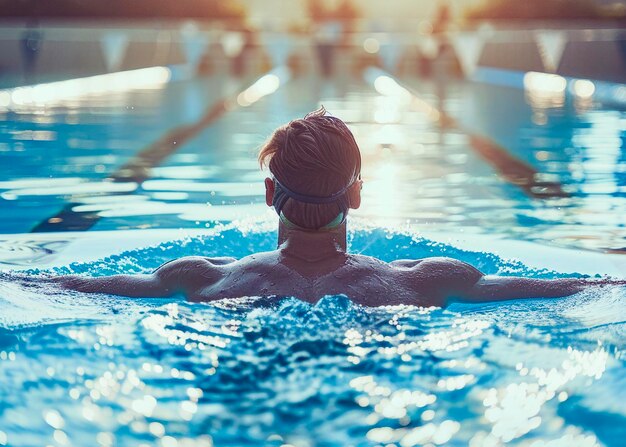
168,252,483,307
41,250,618,305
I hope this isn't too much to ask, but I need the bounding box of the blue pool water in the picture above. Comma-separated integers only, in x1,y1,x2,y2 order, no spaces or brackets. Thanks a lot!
1,227,625,447
0,72,625,251
0,66,625,447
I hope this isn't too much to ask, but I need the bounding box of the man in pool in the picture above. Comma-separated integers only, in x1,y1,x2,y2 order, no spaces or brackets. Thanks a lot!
16,108,626,306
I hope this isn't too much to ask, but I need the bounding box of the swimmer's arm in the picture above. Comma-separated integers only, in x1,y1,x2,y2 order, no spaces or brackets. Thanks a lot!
459,276,626,303
410,257,625,303
6,257,222,298
2,270,172,297
50,273,176,298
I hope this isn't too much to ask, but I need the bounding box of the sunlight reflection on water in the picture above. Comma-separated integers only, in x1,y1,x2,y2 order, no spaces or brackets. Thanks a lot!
0,75,624,249
0,228,624,446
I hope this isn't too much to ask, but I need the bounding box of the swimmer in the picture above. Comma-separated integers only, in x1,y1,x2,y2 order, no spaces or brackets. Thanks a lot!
8,108,625,306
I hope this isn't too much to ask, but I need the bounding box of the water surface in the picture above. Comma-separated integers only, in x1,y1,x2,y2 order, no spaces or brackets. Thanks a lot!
1,228,624,447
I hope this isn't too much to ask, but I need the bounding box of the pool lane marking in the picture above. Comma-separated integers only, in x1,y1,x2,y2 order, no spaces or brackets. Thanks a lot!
467,135,569,198
31,68,292,233
365,68,569,199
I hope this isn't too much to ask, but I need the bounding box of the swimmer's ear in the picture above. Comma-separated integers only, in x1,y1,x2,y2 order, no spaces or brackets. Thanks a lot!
348,179,362,210
264,177,275,207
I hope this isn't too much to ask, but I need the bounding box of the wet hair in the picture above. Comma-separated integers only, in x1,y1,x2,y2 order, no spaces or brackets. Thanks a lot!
258,107,361,229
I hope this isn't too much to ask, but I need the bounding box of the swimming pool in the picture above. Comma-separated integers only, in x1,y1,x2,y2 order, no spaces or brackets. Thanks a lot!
0,68,624,251
1,226,625,446
0,65,625,446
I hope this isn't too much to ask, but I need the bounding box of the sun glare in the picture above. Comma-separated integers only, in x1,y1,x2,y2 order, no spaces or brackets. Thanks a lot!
0,67,172,110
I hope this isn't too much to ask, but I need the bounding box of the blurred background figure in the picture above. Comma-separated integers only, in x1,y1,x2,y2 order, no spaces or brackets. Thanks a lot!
432,0,454,129
231,25,256,77
308,0,357,77
432,0,451,62
19,21,42,83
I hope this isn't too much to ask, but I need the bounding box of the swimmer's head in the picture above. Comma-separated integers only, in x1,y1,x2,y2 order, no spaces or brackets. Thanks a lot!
259,107,362,230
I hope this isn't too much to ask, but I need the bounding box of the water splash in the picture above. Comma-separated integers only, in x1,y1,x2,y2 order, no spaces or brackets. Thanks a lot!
0,228,623,446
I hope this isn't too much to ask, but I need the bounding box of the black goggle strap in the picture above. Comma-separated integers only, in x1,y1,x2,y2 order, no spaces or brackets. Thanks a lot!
272,178,352,218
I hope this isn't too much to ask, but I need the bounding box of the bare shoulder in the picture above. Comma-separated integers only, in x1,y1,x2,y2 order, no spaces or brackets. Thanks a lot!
390,258,424,268
154,256,232,281
414,256,482,275
397,256,484,292
232,250,280,266
347,253,392,270
348,253,388,264
204,256,238,265
364,255,481,277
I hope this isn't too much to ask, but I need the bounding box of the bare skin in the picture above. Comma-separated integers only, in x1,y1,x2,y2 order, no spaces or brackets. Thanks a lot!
4,178,625,306
6,221,624,307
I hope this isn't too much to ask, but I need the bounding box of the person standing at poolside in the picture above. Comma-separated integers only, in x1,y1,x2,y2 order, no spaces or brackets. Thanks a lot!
8,108,625,305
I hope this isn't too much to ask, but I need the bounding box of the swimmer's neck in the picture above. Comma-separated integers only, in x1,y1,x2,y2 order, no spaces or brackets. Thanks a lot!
277,220,347,262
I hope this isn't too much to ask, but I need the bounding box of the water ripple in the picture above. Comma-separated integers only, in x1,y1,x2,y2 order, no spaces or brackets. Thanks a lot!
0,229,624,446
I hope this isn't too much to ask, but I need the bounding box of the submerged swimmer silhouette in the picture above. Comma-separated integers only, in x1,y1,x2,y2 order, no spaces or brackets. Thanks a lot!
14,108,626,305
